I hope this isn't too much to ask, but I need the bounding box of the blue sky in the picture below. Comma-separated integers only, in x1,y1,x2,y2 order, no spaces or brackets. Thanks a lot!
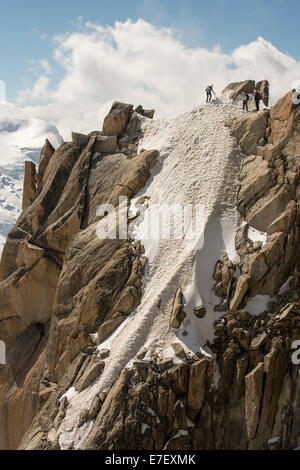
0,0,300,102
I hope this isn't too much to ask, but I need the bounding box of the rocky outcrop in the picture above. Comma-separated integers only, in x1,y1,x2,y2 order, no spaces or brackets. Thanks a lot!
103,101,133,137
225,90,300,301
135,105,155,119
0,100,157,449
36,139,55,189
22,161,37,210
222,80,255,100
223,79,269,106
256,80,270,107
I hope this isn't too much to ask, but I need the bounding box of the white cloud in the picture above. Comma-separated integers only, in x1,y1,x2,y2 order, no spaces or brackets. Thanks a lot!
25,59,52,76
17,19,300,139
40,59,52,74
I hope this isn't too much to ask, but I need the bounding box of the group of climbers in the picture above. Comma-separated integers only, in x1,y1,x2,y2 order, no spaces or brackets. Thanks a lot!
205,84,262,111
241,89,262,112
206,83,300,111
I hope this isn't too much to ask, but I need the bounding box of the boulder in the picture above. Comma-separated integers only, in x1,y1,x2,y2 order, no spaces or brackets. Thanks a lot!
94,135,118,154
170,288,185,329
135,105,155,119
71,132,91,147
256,80,269,107
222,79,269,106
143,109,155,119
98,349,110,360
251,331,268,351
112,285,139,316
75,359,105,392
102,101,133,137
229,275,250,313
171,343,186,359
194,306,206,318
222,80,255,100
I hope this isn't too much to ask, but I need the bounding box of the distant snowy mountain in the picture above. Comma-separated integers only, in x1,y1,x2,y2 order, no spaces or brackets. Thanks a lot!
0,102,62,254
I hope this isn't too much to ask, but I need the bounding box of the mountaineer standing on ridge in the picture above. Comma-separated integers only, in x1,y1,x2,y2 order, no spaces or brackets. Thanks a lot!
242,92,250,112
292,89,300,107
206,85,216,103
254,89,261,111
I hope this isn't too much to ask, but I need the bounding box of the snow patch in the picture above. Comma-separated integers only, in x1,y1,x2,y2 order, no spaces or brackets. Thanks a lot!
186,417,195,428
278,276,293,294
248,226,267,246
245,295,271,316
147,407,160,424
163,429,189,449
141,423,150,434
60,387,78,402
268,436,281,445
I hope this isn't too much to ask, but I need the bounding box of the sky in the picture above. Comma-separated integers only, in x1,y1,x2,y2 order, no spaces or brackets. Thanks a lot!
0,0,300,138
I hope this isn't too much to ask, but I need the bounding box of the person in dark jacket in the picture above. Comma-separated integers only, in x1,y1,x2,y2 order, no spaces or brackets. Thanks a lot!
254,89,261,111
206,85,216,103
242,92,250,111
292,89,300,107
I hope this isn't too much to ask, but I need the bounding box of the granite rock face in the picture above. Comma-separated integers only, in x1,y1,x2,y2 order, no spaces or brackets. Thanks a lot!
1,89,300,451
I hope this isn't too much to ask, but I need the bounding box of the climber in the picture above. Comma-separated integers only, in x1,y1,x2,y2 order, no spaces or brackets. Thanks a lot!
242,92,250,112
206,85,216,103
254,89,261,111
292,89,300,107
